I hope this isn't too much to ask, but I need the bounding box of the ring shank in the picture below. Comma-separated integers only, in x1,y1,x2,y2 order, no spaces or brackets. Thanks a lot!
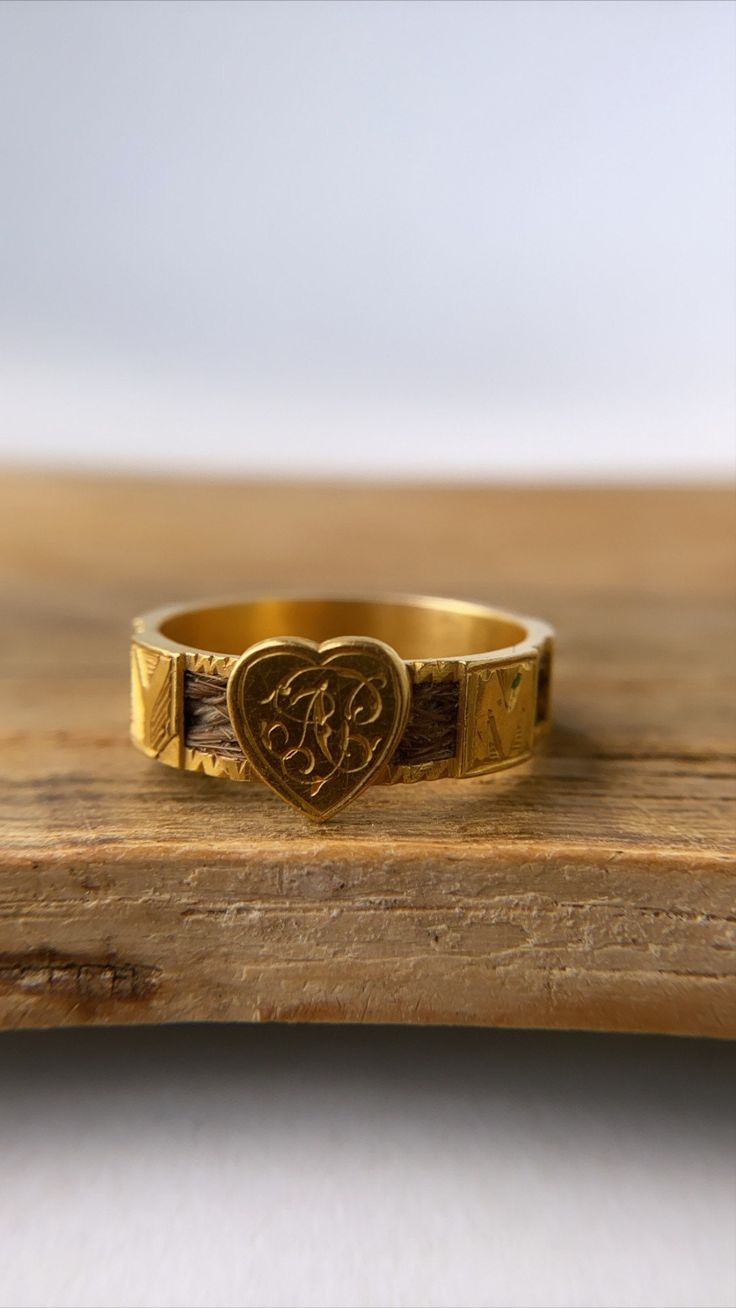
131,594,554,789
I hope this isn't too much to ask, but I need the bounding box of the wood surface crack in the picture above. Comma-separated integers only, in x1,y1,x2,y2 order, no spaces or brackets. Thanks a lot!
0,952,160,1001
234,957,736,984
1,896,734,928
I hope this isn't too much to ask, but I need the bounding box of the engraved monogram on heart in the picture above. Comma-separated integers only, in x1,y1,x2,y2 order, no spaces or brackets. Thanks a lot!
227,637,411,820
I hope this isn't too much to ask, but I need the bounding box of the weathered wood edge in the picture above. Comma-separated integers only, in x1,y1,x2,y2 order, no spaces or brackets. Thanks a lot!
2,842,734,1038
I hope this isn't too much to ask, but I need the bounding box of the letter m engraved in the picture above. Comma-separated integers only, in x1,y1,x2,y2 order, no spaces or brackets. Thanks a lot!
460,658,536,777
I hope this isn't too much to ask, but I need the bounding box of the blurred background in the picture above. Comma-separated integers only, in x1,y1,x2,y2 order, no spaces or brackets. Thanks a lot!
1,4,735,1308
0,0,733,480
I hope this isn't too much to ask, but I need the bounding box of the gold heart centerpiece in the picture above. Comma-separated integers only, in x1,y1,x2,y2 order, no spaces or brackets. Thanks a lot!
227,637,411,820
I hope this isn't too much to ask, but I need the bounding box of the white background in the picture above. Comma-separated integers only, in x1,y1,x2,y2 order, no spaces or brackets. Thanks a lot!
0,0,734,478
1,1025,735,1308
0,5,734,1307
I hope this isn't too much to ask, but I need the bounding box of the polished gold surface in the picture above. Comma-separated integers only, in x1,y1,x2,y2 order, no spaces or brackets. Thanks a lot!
131,594,554,819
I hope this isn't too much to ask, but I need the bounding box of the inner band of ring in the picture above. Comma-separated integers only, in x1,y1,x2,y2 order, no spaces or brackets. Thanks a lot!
148,595,541,662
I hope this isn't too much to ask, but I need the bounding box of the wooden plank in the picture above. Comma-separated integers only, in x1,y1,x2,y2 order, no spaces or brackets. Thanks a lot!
0,473,734,1036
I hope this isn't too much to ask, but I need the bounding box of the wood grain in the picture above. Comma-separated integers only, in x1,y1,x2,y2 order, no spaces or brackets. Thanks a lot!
1,473,734,1036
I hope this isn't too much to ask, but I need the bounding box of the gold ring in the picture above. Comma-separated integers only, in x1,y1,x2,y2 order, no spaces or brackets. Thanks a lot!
131,594,554,821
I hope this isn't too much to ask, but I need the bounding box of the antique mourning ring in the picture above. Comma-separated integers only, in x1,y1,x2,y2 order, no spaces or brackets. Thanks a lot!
131,595,554,821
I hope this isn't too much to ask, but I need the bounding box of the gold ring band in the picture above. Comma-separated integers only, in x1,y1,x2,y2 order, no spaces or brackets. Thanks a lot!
131,594,554,820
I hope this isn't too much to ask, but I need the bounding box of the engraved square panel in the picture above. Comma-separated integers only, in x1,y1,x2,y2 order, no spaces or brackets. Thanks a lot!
459,657,537,777
130,641,182,766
